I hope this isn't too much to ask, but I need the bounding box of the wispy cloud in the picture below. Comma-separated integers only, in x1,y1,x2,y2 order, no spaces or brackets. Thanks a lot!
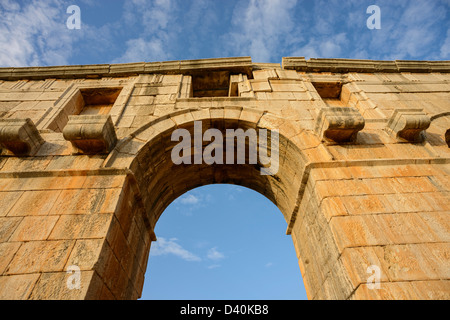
0,0,77,67
150,237,226,267
222,0,300,62
207,247,225,261
290,0,449,60
179,194,200,205
113,0,175,63
173,191,212,215
150,237,201,262
205,247,225,269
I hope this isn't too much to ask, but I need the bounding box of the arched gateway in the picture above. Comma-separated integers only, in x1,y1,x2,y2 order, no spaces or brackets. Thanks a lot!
0,57,448,300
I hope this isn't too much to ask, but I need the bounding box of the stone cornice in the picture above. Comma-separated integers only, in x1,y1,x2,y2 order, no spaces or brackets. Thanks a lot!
0,57,254,81
283,57,450,73
1,57,449,81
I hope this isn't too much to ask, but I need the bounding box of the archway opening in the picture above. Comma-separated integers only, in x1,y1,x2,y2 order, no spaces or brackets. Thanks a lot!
110,109,311,299
140,184,307,300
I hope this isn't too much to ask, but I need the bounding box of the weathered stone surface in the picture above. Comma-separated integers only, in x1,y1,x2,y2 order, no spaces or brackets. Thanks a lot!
63,115,117,154
0,274,40,300
314,107,365,142
5,240,74,274
386,109,431,142
0,57,449,301
0,118,44,155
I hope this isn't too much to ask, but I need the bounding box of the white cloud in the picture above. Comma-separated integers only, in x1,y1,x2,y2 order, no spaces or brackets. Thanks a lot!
362,0,448,60
150,237,226,266
150,237,201,262
207,247,225,261
179,194,200,205
113,37,168,63
172,192,212,216
114,0,175,63
223,0,299,62
0,0,78,67
290,0,448,61
293,32,348,59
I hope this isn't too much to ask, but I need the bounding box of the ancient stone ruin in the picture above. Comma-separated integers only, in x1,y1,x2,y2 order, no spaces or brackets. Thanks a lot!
0,57,448,299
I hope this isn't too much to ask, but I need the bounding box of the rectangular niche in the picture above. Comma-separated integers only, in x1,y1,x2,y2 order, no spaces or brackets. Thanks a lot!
311,81,345,107
79,87,122,115
182,71,245,98
48,86,122,132
192,71,232,97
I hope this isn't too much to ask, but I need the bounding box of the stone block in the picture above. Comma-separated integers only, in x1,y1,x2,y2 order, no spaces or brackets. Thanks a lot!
9,215,59,241
339,246,390,289
0,191,23,217
380,243,450,282
0,217,22,242
48,214,114,240
65,239,105,271
8,190,62,216
282,57,307,71
252,69,278,81
5,240,75,274
0,242,21,274
250,80,272,92
63,115,117,154
314,107,365,143
0,118,44,156
385,109,431,142
0,274,40,300
29,270,104,300
352,280,450,300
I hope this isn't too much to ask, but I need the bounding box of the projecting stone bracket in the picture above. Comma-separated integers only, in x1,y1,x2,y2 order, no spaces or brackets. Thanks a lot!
386,109,431,142
63,115,118,154
0,118,44,156
314,107,365,143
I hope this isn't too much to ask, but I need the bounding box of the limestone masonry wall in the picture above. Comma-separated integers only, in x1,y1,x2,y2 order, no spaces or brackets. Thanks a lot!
0,57,448,299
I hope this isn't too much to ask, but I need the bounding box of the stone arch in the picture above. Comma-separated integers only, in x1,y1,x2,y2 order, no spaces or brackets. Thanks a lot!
94,105,450,300
104,107,311,227
101,106,321,298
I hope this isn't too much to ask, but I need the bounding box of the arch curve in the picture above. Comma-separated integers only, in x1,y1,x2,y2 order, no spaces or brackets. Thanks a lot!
103,107,312,231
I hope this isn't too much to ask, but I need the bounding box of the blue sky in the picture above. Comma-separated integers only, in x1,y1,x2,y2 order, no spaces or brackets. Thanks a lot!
0,0,449,300
0,0,449,67
143,185,305,300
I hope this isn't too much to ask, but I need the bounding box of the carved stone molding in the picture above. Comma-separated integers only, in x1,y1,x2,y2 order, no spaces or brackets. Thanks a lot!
314,107,365,143
62,115,118,154
0,118,44,156
386,109,431,142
